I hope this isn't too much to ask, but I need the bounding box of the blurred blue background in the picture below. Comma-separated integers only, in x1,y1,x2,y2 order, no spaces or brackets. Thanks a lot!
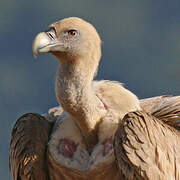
1,0,180,179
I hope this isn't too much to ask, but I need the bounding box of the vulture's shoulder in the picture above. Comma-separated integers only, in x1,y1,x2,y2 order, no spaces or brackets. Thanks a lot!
93,80,141,112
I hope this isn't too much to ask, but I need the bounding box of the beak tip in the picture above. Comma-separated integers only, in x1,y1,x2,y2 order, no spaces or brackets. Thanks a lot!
32,32,51,59
32,42,37,59
32,46,38,59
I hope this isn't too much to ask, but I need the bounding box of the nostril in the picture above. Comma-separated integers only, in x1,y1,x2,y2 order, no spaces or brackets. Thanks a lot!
45,28,56,40
48,32,54,39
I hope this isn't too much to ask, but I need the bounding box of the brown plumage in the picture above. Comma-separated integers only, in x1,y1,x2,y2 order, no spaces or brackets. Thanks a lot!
115,96,180,180
10,17,180,180
10,113,51,180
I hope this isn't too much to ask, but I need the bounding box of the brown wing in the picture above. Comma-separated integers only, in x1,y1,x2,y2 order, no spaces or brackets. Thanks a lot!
140,95,180,128
115,111,180,180
9,113,53,180
115,96,180,179
140,95,173,113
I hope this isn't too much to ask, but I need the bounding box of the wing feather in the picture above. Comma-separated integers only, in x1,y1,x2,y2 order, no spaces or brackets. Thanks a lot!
115,96,180,179
115,111,180,180
9,113,53,180
140,95,172,113
140,96,180,128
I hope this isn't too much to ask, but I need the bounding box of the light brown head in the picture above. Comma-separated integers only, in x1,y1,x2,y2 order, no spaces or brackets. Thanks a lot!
33,17,102,70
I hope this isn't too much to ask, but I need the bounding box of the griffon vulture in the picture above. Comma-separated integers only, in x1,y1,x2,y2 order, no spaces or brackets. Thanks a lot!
9,17,180,180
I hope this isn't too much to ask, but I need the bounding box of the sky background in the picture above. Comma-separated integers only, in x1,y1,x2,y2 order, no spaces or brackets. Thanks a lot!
0,0,180,179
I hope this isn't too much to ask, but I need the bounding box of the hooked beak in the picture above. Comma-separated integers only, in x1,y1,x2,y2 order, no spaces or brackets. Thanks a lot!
32,28,63,58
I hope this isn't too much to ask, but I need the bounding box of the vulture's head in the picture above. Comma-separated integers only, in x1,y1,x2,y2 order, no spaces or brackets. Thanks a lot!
33,17,102,65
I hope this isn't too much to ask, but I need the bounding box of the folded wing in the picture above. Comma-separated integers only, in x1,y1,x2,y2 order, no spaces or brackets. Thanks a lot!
9,113,53,180
115,96,180,179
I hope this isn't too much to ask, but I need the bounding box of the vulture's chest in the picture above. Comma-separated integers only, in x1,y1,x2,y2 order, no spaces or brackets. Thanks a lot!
47,115,122,179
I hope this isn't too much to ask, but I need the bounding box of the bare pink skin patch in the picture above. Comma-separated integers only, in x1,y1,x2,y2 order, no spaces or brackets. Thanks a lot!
102,138,113,156
58,138,78,159
96,94,108,110
58,137,113,159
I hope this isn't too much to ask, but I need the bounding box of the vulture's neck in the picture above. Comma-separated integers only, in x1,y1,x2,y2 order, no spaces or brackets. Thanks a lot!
55,57,105,147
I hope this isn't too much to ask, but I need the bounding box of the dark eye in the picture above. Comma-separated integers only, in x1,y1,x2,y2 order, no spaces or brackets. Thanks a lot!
67,29,78,37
